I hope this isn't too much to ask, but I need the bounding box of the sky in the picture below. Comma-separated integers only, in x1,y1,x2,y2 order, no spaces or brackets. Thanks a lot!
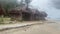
17,0,60,19
30,0,60,19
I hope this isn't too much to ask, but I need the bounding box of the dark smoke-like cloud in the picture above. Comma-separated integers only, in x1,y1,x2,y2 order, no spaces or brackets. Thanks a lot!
52,0,60,9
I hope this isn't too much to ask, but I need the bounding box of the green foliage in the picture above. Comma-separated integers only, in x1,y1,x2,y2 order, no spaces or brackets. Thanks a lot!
3,1,18,10
0,0,19,16
0,16,4,24
0,16,11,24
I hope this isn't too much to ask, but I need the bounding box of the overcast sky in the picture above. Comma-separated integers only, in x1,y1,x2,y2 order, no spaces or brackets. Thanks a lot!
17,0,60,19
30,0,60,19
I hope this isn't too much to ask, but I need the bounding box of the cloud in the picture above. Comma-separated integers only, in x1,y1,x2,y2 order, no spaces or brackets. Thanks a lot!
52,0,60,9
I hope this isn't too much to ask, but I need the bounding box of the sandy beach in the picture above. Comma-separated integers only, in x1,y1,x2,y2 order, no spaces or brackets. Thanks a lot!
0,19,60,34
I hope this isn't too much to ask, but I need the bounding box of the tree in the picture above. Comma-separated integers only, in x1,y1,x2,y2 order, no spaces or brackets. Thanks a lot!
20,0,25,7
0,0,19,16
25,0,32,9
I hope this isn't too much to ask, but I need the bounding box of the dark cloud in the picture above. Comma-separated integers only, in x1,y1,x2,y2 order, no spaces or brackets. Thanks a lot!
52,0,60,9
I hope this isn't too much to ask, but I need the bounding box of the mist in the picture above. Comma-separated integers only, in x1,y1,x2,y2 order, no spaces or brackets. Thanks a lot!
30,0,60,19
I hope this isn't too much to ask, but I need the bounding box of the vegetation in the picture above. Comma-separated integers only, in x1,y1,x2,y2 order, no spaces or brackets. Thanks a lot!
25,0,31,9
0,0,25,24
0,17,11,24
0,0,47,24
0,0,19,16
